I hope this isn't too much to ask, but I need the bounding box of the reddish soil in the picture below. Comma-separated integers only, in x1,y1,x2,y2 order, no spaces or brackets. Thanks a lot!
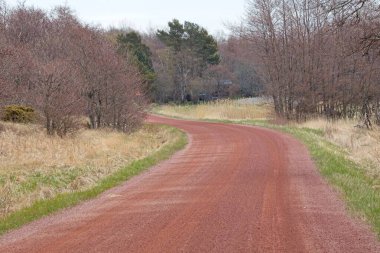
0,115,379,253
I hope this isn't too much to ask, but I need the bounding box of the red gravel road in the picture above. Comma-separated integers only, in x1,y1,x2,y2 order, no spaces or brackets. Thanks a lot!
0,115,379,253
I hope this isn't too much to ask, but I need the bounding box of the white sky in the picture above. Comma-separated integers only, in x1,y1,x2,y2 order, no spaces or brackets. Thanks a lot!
6,0,246,35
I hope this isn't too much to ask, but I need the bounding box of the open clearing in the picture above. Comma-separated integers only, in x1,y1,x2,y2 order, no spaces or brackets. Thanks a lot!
0,115,378,252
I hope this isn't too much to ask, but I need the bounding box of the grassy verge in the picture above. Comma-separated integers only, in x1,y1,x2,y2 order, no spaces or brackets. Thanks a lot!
0,123,182,217
153,111,380,238
0,125,187,235
283,126,380,237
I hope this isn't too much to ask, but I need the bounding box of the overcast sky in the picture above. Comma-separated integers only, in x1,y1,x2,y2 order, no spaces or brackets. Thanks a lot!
7,0,246,35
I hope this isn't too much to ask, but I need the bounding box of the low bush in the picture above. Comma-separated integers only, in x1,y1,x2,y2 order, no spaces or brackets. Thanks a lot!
1,105,36,123
50,116,82,137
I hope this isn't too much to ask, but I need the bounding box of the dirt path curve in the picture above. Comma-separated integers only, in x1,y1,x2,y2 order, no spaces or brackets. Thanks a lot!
0,115,379,253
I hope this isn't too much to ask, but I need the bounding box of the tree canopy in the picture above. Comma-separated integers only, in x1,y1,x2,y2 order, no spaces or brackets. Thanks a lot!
117,31,155,91
156,19,220,102
157,19,220,67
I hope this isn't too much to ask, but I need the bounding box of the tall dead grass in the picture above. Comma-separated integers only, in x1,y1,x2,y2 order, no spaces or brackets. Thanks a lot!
154,99,273,121
0,122,179,217
296,119,380,179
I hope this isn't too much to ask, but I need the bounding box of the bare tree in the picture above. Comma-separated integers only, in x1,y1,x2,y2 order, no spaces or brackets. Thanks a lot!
0,4,147,135
238,0,380,126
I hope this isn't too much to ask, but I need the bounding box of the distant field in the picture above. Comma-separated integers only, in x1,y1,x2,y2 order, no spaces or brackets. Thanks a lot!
154,98,380,237
152,98,274,121
0,122,183,219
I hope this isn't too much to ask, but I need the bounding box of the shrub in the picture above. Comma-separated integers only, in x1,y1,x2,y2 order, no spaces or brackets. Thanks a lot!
53,116,81,137
2,105,36,123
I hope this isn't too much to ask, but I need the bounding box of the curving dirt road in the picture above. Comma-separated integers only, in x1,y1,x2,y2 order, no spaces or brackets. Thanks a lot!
0,115,379,252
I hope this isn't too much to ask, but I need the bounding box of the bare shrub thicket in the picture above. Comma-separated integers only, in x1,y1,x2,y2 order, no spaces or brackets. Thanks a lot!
238,0,380,126
0,3,146,135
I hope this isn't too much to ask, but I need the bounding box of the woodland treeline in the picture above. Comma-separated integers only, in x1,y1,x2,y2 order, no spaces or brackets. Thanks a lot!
0,2,257,136
0,0,264,136
238,0,380,126
147,23,263,103
0,2,145,135
143,0,380,127
2,0,380,132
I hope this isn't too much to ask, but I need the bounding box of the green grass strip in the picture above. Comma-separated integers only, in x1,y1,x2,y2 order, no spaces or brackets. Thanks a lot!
0,126,187,235
284,127,380,238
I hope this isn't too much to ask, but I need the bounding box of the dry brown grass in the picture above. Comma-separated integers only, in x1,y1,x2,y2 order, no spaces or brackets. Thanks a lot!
153,98,273,121
0,122,180,217
296,119,380,179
